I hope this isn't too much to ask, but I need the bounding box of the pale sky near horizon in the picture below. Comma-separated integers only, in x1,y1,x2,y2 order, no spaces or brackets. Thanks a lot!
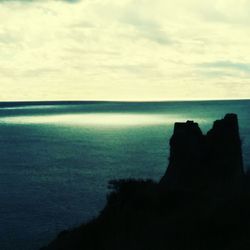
0,0,250,101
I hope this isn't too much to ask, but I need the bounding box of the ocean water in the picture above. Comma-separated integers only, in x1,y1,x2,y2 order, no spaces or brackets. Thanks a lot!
0,100,250,250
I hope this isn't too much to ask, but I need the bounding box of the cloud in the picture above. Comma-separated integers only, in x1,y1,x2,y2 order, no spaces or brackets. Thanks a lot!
0,0,250,101
0,0,79,2
200,61,250,72
118,7,171,45
198,61,250,79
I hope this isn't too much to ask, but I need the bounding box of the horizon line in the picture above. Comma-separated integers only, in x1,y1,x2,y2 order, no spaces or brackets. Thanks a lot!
0,97,250,105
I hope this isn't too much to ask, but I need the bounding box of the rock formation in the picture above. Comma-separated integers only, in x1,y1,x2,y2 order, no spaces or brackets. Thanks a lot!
41,113,249,250
160,113,244,187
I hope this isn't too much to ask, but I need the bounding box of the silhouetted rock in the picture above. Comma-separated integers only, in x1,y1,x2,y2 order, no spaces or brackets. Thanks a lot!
206,114,244,181
160,113,244,187
41,114,250,250
160,120,205,187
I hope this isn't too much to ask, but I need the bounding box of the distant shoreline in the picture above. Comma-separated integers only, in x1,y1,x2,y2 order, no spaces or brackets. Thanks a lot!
0,99,250,108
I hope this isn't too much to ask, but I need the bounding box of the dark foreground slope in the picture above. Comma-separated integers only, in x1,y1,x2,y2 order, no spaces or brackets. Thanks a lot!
42,114,250,250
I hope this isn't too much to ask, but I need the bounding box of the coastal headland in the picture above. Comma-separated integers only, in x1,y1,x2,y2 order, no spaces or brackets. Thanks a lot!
42,114,250,250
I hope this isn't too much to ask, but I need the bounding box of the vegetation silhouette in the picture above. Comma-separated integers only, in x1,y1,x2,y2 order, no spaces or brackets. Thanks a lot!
41,114,250,250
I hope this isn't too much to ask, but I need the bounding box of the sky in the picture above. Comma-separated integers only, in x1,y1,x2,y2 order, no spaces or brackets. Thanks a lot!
0,0,250,101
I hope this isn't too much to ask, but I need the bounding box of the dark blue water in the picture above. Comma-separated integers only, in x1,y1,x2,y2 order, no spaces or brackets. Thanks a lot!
0,100,249,250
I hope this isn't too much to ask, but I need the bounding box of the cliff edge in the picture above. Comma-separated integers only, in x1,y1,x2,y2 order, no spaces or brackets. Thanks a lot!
41,114,250,250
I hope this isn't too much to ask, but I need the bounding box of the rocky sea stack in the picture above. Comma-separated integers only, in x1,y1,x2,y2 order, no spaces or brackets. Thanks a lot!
160,113,244,187
42,114,250,250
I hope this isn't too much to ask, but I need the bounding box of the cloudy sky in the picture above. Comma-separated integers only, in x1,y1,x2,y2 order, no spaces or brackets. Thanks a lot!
0,0,249,101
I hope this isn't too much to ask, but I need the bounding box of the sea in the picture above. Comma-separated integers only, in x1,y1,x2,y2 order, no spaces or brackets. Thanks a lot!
0,100,249,250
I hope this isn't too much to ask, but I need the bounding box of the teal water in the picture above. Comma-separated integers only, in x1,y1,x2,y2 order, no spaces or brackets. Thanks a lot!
0,100,250,250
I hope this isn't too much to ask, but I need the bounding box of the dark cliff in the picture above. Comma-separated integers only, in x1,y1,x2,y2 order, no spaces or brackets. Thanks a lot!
41,114,250,250
160,113,244,187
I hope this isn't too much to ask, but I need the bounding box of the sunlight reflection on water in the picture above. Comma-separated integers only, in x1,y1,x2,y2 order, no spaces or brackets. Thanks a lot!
0,113,210,127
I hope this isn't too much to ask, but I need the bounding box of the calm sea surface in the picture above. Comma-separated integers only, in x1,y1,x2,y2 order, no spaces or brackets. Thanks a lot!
0,100,250,250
